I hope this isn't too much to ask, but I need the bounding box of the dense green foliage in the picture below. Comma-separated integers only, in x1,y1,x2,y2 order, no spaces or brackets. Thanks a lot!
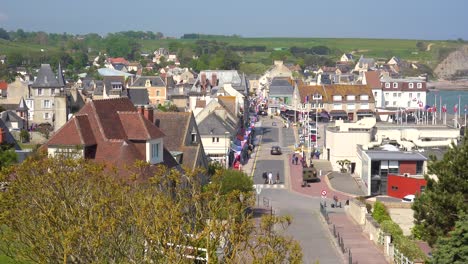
215,169,254,195
412,135,468,246
0,144,17,169
371,201,391,223
0,156,301,263
431,213,468,264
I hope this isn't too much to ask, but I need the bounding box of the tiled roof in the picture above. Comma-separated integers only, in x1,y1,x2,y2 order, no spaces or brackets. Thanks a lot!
153,112,191,150
298,84,374,103
298,85,329,103
108,57,129,65
364,71,381,89
47,114,95,146
218,96,237,115
118,112,165,140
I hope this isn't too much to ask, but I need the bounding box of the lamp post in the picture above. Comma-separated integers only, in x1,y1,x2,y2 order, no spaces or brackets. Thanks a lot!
225,131,230,169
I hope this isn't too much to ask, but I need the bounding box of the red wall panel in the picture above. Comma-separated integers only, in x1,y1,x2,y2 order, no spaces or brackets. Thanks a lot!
399,161,417,175
387,175,427,199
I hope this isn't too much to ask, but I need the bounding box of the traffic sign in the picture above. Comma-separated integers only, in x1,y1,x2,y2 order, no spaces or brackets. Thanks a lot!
254,184,263,195
321,190,327,196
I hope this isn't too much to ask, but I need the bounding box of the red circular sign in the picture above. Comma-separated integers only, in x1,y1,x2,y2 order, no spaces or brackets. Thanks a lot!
321,190,327,196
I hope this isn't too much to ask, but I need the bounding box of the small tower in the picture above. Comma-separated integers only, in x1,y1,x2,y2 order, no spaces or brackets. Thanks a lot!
16,97,29,129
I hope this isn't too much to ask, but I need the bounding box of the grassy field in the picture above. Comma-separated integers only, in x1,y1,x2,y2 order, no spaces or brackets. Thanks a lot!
1,37,463,69
138,37,462,67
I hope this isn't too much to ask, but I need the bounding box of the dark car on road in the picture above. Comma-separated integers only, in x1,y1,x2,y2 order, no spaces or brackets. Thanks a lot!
270,146,282,155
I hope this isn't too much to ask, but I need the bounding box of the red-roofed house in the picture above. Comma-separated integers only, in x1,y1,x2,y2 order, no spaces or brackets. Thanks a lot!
43,97,179,178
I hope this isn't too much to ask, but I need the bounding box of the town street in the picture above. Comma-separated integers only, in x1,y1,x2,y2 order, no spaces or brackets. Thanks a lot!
252,116,342,264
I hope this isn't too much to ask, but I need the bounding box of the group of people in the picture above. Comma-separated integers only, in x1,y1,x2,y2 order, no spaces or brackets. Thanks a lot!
262,171,280,184
291,153,300,165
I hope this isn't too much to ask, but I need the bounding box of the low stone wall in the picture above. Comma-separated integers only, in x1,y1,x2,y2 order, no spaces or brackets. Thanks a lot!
366,200,413,209
347,199,367,225
363,215,381,243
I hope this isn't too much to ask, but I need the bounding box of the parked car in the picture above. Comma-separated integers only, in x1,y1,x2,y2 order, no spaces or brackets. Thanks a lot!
402,194,415,203
270,146,282,155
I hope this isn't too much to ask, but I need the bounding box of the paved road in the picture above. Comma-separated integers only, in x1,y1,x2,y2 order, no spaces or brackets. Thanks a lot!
253,116,343,264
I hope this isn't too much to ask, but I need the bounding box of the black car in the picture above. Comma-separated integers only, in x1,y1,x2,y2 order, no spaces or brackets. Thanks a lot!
270,146,282,155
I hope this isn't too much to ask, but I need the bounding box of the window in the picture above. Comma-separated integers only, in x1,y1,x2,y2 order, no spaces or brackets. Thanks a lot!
333,103,342,110
360,95,369,100
374,92,378,97
212,137,216,143
389,161,399,174
156,90,160,96
385,92,389,97
409,83,414,89
393,93,397,97
312,93,322,100
191,133,197,143
37,89,43,96
398,93,401,98
391,186,398,190
347,103,355,110
151,143,159,158
417,83,422,89
409,93,412,98
393,101,397,106
43,100,51,108
346,95,355,101
212,137,219,143
393,83,398,88
416,161,424,174
333,95,342,101
217,137,219,142
417,93,421,98
385,83,390,88
407,101,411,107
44,112,50,119
361,103,369,109
385,101,389,106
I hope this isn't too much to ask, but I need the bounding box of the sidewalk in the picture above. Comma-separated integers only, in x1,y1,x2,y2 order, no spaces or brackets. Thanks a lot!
327,212,388,264
241,121,263,177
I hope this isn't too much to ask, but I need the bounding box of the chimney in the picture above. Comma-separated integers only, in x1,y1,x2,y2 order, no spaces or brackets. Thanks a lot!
211,73,217,88
143,105,154,122
201,73,207,90
0,128,4,144
137,105,144,116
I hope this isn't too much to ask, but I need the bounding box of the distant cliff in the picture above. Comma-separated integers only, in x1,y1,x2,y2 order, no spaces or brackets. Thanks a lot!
434,45,468,80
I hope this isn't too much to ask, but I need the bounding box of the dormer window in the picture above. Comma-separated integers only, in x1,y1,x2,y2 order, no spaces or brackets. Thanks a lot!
393,83,398,88
191,132,197,144
360,95,369,100
346,95,355,101
417,83,422,89
151,143,159,159
111,82,123,90
147,139,163,164
409,83,414,89
145,80,152,87
385,83,390,88
312,93,322,100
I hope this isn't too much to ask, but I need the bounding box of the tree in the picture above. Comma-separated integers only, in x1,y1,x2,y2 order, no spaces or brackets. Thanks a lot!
0,156,302,263
0,144,17,169
104,35,141,60
0,28,10,40
214,169,254,195
431,213,468,264
412,135,468,246
336,159,351,173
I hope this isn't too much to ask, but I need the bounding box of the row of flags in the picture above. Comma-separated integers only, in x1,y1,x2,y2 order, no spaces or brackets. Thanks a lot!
414,99,466,114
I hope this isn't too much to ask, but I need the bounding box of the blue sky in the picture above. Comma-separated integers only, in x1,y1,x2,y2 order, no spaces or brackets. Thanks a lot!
1,0,467,40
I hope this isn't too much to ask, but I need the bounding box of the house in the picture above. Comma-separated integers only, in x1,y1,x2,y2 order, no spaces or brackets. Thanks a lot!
354,56,376,73
340,53,354,63
43,97,179,180
30,64,68,131
296,84,375,122
380,77,427,109
127,62,142,74
128,76,166,106
259,61,293,94
268,77,294,114
387,56,401,66
151,111,209,172
363,71,383,108
93,76,127,100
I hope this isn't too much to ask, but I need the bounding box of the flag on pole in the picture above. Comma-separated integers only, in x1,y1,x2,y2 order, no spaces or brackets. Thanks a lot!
418,100,423,108
454,104,458,114
442,104,447,113
432,106,437,113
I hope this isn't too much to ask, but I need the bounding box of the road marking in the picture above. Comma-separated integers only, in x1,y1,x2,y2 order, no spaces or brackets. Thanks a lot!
254,184,286,189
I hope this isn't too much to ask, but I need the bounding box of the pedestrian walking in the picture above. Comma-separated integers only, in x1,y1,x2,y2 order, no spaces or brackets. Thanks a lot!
276,172,280,184
262,171,267,184
295,156,299,165
292,153,295,164
268,172,273,185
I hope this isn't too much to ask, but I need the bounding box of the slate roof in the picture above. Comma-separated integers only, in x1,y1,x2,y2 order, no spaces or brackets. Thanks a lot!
103,76,125,96
129,76,165,87
269,77,294,96
197,112,232,135
32,64,62,88
57,63,66,87
127,88,150,105
152,112,206,170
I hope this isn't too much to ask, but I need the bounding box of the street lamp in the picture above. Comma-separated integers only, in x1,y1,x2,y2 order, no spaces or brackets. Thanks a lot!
225,131,230,169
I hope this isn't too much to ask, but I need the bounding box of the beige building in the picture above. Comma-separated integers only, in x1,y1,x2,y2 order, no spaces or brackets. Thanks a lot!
129,76,167,105
30,64,68,131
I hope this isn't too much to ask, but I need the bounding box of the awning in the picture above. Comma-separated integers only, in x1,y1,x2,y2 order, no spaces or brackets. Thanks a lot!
356,109,374,115
329,110,348,117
